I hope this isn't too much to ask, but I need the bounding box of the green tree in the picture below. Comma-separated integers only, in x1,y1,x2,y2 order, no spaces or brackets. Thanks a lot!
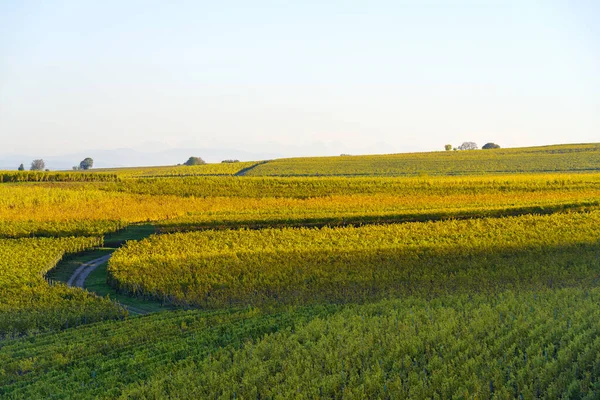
79,157,94,170
482,142,500,149
17,163,24,171
184,156,206,166
444,144,452,151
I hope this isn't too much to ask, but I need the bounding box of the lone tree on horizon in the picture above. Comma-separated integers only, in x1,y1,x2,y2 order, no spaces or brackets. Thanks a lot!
17,163,24,171
458,142,478,150
30,159,45,171
79,157,94,170
482,142,501,149
444,144,452,151
184,156,206,166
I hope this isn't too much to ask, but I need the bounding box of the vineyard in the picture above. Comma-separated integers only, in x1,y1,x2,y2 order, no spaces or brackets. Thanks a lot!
2,173,599,238
92,160,262,177
108,171,600,198
0,237,126,338
108,212,600,308
244,143,600,177
0,171,118,183
1,143,599,398
1,289,599,398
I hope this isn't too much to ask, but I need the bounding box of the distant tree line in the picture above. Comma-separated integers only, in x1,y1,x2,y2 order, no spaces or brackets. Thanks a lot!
444,142,501,151
17,157,95,172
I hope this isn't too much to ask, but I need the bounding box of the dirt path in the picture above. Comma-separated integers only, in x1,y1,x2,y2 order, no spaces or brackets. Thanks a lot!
67,254,112,288
65,252,153,315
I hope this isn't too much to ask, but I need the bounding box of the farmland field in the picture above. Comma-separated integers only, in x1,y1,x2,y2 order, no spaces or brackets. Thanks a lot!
1,143,600,398
91,160,263,177
245,143,600,177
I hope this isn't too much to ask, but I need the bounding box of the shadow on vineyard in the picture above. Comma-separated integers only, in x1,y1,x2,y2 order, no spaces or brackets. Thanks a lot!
102,223,156,247
156,200,600,233
108,236,600,309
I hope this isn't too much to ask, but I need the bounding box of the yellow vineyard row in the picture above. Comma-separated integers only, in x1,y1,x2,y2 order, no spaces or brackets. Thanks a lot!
108,211,600,308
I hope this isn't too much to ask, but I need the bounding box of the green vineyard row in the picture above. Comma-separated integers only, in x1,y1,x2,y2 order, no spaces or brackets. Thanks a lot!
0,171,118,183
1,288,598,398
0,237,127,338
108,211,600,308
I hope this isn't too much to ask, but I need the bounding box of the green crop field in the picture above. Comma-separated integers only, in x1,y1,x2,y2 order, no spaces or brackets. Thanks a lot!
1,143,600,398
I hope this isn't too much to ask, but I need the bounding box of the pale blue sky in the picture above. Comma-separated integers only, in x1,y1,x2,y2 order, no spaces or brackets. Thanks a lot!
0,0,598,158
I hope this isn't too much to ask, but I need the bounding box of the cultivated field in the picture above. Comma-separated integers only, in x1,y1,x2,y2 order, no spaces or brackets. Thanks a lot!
1,143,599,398
245,143,600,176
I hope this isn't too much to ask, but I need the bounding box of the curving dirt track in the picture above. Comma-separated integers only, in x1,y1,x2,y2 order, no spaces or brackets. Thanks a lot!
66,254,112,288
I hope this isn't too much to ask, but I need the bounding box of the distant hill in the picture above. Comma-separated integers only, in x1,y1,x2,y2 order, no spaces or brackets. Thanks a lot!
244,143,600,177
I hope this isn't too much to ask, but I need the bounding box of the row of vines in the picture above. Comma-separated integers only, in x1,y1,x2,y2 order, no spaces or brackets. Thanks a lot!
2,173,599,237
1,289,598,398
108,211,600,308
0,171,117,183
0,237,126,338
